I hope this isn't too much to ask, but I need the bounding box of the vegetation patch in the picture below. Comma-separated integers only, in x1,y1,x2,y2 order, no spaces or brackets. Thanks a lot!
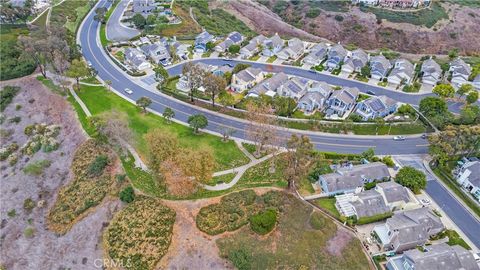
249,208,277,235
1,86,20,112
104,197,175,270
47,140,118,234
0,25,36,81
217,191,370,269
21,123,61,155
23,159,52,176
431,229,471,250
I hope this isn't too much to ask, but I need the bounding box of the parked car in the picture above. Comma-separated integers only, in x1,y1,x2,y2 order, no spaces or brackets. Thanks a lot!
421,134,427,139
367,90,376,96
87,61,92,67
309,69,317,73
393,136,406,141
420,198,430,206
124,88,133,95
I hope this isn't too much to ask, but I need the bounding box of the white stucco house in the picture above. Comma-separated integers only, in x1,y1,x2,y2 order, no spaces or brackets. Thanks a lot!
454,158,480,202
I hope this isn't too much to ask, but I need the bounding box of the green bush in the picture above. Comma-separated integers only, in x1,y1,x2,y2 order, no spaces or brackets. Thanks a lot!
86,155,109,177
23,198,36,211
249,209,277,235
228,248,252,270
309,211,327,230
24,227,35,238
382,156,395,167
23,159,52,176
0,37,36,81
119,186,135,203
1,86,20,111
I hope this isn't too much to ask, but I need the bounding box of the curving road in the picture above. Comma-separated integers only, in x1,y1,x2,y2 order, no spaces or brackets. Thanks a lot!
106,0,140,41
79,0,430,155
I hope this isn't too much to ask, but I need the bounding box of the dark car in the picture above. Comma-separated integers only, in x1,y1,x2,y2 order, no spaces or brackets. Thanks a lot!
367,90,376,96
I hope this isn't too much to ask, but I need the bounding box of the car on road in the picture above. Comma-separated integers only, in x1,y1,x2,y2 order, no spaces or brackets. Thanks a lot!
87,61,92,67
421,134,427,139
309,69,317,73
420,198,430,206
222,57,233,61
393,136,406,141
367,90,376,96
124,88,133,95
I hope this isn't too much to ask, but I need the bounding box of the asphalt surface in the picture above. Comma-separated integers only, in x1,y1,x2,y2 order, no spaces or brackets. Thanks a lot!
395,157,480,250
106,0,140,41
80,0,430,155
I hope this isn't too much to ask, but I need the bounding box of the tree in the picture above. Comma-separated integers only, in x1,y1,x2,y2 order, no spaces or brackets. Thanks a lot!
419,97,451,128
188,114,208,133
18,29,50,78
433,84,455,99
459,105,480,125
218,90,235,108
146,14,156,25
360,65,371,78
448,48,459,59
136,96,152,113
178,147,215,184
119,186,135,203
273,96,296,117
361,148,375,161
182,62,206,102
132,13,146,29
206,41,215,50
283,134,314,190
245,101,278,156
163,107,175,123
144,130,180,173
466,91,479,104
154,65,169,84
429,125,480,165
228,44,240,54
223,71,232,84
160,158,197,196
232,63,250,74
96,111,133,153
94,7,108,23
204,73,226,107
457,84,473,98
67,59,90,89
395,166,426,194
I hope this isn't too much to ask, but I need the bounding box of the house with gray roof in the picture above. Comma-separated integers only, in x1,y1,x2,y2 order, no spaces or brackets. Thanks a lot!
449,58,472,87
387,59,415,85
341,49,369,74
317,162,391,195
325,87,360,117
421,58,442,86
140,42,171,65
171,41,190,60
354,95,398,120
386,243,479,270
247,72,289,98
346,190,391,219
194,31,215,53
326,44,348,70
302,43,329,66
230,67,263,92
133,0,157,17
370,55,392,80
375,181,416,211
277,76,310,100
276,38,305,61
454,158,480,202
240,35,267,59
373,208,444,252
214,32,244,53
296,82,333,113
261,34,284,57
124,47,151,71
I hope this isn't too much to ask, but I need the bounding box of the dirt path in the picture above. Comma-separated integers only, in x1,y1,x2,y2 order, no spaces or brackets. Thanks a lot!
0,77,121,270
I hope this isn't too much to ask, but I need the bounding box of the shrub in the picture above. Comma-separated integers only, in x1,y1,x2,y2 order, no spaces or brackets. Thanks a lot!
23,159,52,176
86,155,109,177
334,15,344,21
24,227,35,238
395,166,426,194
7,209,16,218
382,156,395,167
249,208,277,235
8,116,21,124
23,198,36,212
309,211,327,230
228,248,252,270
24,125,35,136
0,86,20,112
15,104,22,110
119,186,135,203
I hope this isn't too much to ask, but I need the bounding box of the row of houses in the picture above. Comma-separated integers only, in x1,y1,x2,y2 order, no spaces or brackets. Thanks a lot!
352,0,431,8
454,157,480,202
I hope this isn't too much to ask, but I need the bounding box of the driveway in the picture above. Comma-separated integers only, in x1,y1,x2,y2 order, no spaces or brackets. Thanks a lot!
106,0,140,42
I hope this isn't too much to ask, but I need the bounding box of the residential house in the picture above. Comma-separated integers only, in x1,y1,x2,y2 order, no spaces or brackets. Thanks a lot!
325,87,360,117
336,190,391,219
387,59,415,85
454,158,480,202
240,35,267,59
449,58,472,87
276,38,305,61
277,77,310,100
302,43,329,66
214,32,244,53
124,47,151,71
370,55,392,80
421,59,442,86
261,34,284,57
473,74,480,90
171,41,190,60
355,95,398,120
352,0,379,5
341,49,369,74
247,72,288,98
326,44,348,70
297,82,333,113
373,208,445,252
379,0,427,8
230,67,263,92
386,243,479,270
133,0,156,17
140,42,171,65
317,162,391,195
176,63,212,92
212,65,233,77
194,31,214,53
375,181,416,211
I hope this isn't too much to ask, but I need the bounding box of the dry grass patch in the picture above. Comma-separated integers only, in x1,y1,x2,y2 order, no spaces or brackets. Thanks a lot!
104,197,176,270
47,139,118,234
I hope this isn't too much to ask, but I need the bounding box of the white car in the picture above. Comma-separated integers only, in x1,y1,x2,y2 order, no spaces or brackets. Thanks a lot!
393,136,406,141
87,61,92,67
124,88,133,95
420,198,430,206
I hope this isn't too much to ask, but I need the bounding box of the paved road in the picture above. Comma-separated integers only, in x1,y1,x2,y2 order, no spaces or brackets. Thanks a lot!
395,156,480,250
106,0,140,41
79,0,430,155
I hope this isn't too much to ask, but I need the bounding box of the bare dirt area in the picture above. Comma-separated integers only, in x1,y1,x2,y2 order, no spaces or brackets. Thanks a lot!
326,226,354,256
0,76,121,270
225,0,480,55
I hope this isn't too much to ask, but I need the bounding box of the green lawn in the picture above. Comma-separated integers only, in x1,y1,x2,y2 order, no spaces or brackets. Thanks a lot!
239,157,287,187
75,85,250,171
50,0,90,32
248,54,261,61
81,76,101,84
267,55,277,63
311,197,342,220
206,173,236,186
